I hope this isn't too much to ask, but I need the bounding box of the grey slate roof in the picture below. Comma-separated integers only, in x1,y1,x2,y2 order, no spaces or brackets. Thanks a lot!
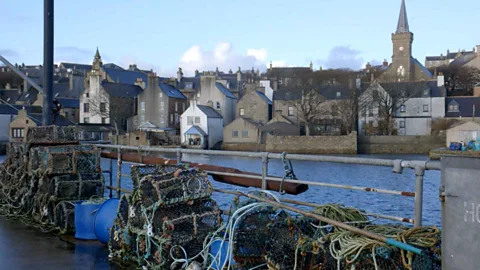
449,53,478,68
0,104,42,115
256,91,272,104
216,82,237,99
105,68,148,85
60,63,92,72
379,81,443,98
103,63,124,70
197,105,223,118
56,98,79,108
412,58,434,78
159,83,186,99
29,113,73,126
17,88,38,104
273,87,322,101
184,125,207,136
396,0,410,34
101,82,143,98
445,97,480,118
426,51,476,61
0,90,21,104
319,85,352,100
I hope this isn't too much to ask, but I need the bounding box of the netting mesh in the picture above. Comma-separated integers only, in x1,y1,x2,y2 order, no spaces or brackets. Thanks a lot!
0,126,104,235
109,165,222,269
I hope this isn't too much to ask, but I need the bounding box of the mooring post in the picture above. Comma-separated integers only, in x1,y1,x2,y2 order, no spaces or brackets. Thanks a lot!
176,148,182,165
109,158,113,198
414,166,425,227
116,147,122,198
42,0,54,126
261,153,269,190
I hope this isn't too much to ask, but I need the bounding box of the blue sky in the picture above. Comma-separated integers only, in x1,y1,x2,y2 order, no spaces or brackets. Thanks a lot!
1,0,478,76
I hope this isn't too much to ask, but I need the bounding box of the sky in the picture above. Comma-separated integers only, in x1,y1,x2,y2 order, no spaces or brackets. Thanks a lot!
1,0,479,76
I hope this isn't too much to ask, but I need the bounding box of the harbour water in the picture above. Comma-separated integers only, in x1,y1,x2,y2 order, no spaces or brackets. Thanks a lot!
0,153,442,269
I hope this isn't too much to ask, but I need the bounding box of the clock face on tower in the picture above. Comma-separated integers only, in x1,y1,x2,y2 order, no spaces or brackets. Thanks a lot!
399,46,404,51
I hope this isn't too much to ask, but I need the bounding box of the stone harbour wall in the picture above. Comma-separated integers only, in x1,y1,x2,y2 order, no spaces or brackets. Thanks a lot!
221,143,266,152
358,135,446,154
265,132,357,154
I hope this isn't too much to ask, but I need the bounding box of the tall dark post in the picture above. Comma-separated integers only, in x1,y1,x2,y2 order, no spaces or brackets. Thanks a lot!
42,0,54,126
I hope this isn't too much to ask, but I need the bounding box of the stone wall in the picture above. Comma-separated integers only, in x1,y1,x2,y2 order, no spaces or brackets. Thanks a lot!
265,132,357,154
358,135,446,154
221,143,265,152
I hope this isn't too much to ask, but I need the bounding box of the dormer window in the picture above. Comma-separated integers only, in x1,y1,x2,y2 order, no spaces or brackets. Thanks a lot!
423,89,429,96
185,82,193,89
448,104,459,112
336,92,341,98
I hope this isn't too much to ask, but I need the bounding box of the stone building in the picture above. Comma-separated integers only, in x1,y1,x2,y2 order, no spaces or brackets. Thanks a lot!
425,47,479,69
379,0,434,82
130,73,187,133
8,109,71,142
235,83,272,124
223,117,264,145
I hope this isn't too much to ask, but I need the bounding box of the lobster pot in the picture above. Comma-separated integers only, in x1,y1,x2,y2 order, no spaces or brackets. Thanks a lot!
139,168,213,207
49,173,104,200
265,220,331,270
32,194,56,225
130,164,187,189
109,195,132,258
26,125,78,146
55,201,75,233
32,145,101,175
232,206,281,268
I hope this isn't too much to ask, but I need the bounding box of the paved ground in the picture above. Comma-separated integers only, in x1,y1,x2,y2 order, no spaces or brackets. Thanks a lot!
0,217,117,270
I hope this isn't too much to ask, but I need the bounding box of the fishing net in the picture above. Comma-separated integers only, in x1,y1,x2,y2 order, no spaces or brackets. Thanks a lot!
54,201,75,233
49,173,104,200
109,165,222,269
26,125,78,147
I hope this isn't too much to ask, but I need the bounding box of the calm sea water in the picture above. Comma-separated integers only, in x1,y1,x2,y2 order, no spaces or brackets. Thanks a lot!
101,153,441,227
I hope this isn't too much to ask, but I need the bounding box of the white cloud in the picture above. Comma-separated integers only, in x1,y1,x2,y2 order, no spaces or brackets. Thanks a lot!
270,60,289,68
179,42,268,76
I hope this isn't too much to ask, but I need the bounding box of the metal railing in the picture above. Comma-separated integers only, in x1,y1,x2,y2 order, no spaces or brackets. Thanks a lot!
97,144,441,227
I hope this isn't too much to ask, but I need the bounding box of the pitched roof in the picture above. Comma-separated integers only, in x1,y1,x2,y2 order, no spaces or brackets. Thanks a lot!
60,63,92,71
103,63,124,70
101,82,143,98
449,53,478,68
17,88,38,103
159,83,186,99
396,0,410,34
412,58,434,78
56,98,79,108
216,82,237,99
184,125,207,136
0,90,21,104
379,81,443,98
266,67,312,78
197,105,223,118
256,91,272,104
445,97,480,118
0,104,42,115
104,68,148,85
273,87,323,101
319,85,352,100
240,117,264,128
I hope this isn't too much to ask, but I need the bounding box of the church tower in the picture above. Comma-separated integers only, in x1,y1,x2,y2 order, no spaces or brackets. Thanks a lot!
391,0,413,81
92,47,103,71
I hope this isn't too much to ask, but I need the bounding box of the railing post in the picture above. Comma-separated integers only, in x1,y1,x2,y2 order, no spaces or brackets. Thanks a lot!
117,146,122,199
109,158,113,198
414,166,425,227
176,148,182,165
261,153,269,190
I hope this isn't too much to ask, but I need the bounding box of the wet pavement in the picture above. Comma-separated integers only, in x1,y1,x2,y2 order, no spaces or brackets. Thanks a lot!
0,217,116,270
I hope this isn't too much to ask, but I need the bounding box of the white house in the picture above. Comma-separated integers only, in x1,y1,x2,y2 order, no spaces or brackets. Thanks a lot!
180,100,223,149
260,80,275,101
358,77,445,135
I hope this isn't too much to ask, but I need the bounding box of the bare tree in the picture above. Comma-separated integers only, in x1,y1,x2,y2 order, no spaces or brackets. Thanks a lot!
331,88,359,135
287,88,326,136
359,76,419,135
429,65,480,96
86,90,136,139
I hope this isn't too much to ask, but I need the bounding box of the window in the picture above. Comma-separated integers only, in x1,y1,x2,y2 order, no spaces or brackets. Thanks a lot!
160,116,165,124
368,107,373,117
232,130,239,137
448,104,459,112
239,108,245,116
64,112,68,119
159,92,163,98
100,102,106,113
288,106,294,116
12,128,24,138
336,92,341,98
399,121,405,128
187,116,194,125
160,101,165,111
182,103,185,112
84,103,89,113
170,114,173,123
195,117,200,124
175,113,179,123
186,82,193,89
175,102,178,112
423,104,429,112
197,92,200,98
216,102,221,109
400,105,406,112
140,102,145,111
25,120,29,124
84,117,89,123
423,89,429,96
242,130,248,138
101,117,106,124
86,93,89,98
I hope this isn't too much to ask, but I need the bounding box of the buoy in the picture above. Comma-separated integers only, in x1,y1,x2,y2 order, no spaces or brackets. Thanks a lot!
74,201,102,240
209,238,236,269
94,198,120,244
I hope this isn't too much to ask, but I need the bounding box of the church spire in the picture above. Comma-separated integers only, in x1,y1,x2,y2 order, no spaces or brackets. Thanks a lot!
94,47,101,60
396,0,410,34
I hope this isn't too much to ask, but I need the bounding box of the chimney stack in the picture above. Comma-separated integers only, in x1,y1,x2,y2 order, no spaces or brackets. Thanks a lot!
383,59,388,67
134,77,146,89
437,72,445,88
177,67,183,82
195,70,199,77
69,73,73,90
366,62,372,69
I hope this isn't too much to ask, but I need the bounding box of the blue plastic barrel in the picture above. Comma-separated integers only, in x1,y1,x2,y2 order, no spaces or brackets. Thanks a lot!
209,239,236,269
94,198,120,244
75,201,102,240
